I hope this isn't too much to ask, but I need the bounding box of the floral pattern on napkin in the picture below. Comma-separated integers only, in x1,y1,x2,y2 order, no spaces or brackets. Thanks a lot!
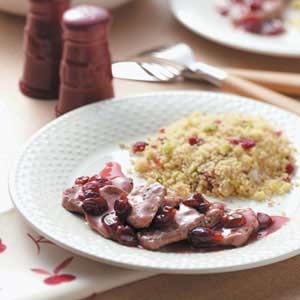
0,238,6,253
0,209,154,300
27,233,54,254
31,256,76,285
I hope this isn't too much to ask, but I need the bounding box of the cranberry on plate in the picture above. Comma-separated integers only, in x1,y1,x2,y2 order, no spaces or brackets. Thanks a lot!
82,197,108,216
222,213,246,228
152,205,176,228
257,212,273,230
132,141,148,153
114,195,132,221
183,193,210,214
188,227,223,248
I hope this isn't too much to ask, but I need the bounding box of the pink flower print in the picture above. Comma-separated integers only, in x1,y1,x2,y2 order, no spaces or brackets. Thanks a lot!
27,233,54,254
31,256,76,285
0,239,6,253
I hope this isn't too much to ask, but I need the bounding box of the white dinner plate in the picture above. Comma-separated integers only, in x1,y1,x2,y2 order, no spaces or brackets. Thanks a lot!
170,0,300,57
10,91,300,274
0,0,133,16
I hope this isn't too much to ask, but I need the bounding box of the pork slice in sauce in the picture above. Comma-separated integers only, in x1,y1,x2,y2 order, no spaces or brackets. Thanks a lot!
127,183,167,229
138,205,205,250
219,208,259,247
257,0,290,21
99,185,127,211
163,190,182,208
111,176,133,193
85,183,130,237
204,202,225,228
85,214,111,238
228,0,289,21
62,185,84,214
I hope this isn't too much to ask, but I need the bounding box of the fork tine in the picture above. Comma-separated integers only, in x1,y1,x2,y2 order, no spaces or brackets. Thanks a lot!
150,62,181,80
140,62,180,81
151,63,176,79
140,63,172,81
163,64,182,77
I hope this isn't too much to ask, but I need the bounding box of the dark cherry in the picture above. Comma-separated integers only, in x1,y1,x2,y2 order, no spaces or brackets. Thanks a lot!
77,192,85,201
88,175,112,186
82,198,108,216
239,138,256,150
82,181,100,192
249,0,262,10
88,174,101,182
82,189,99,199
188,227,223,248
257,212,273,230
286,163,294,175
188,136,203,146
152,206,176,228
159,128,165,134
222,213,246,228
228,138,240,145
228,138,256,149
238,15,262,33
102,212,122,235
82,180,104,198
75,176,89,185
183,193,210,213
115,225,138,247
132,141,148,153
114,197,132,221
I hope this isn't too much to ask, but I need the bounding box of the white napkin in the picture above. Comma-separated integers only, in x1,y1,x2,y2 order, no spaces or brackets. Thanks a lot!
0,209,155,300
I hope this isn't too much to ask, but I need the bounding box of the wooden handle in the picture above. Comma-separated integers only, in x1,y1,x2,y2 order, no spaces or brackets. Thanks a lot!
225,68,300,96
221,74,300,115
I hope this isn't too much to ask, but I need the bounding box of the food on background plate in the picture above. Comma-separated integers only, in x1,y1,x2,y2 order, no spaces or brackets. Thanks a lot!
133,112,295,200
216,0,290,35
62,162,288,251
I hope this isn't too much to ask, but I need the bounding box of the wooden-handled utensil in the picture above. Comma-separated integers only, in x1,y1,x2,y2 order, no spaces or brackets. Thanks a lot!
222,74,300,115
141,43,300,96
113,60,300,115
226,68,300,96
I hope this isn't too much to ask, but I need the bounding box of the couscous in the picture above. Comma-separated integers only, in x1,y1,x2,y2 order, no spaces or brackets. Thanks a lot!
132,112,295,200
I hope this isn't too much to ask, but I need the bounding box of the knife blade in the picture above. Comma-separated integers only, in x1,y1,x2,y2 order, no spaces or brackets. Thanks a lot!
112,61,161,82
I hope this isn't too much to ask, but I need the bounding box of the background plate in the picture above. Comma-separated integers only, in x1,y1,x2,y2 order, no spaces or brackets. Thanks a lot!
0,0,133,16
10,91,300,273
170,0,300,57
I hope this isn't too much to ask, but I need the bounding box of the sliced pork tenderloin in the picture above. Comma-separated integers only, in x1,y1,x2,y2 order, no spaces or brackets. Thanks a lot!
111,176,133,193
219,208,260,247
127,183,167,229
85,214,111,238
62,185,84,214
204,202,225,228
138,204,205,250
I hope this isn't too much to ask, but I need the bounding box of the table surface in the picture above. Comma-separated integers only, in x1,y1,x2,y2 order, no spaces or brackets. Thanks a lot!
1,0,300,299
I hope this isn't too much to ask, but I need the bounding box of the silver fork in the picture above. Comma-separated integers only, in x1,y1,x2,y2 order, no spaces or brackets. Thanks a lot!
139,62,182,82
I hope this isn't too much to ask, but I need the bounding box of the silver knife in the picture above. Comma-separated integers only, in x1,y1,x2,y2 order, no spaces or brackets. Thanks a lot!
112,43,227,86
112,61,162,82
113,43,300,96
112,59,226,87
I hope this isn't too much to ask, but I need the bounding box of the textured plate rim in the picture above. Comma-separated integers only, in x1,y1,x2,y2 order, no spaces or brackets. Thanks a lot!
169,0,300,58
9,91,300,274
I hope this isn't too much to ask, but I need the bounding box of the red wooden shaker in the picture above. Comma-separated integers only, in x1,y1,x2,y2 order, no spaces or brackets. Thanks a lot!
56,5,114,116
19,0,70,99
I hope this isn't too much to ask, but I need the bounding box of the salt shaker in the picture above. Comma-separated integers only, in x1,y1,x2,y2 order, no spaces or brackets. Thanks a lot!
19,0,70,99
56,5,114,116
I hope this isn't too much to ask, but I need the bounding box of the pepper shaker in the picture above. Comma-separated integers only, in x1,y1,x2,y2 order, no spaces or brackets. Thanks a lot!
19,0,70,99
56,5,114,116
